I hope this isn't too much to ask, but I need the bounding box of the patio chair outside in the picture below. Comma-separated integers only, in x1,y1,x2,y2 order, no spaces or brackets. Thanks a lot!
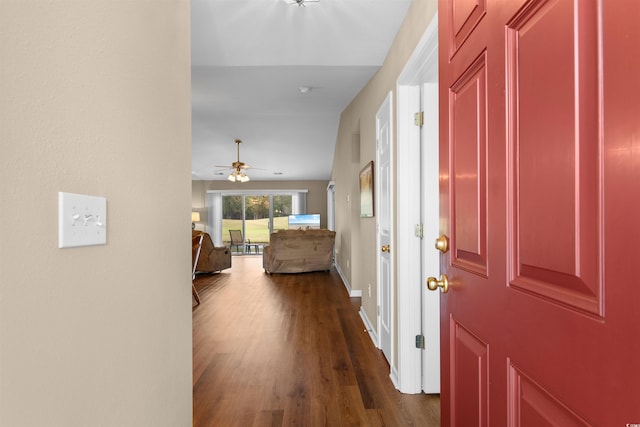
229,229,248,253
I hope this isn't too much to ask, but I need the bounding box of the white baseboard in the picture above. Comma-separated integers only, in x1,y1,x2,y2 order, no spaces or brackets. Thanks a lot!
359,307,379,348
358,299,401,391
334,263,362,297
390,365,399,390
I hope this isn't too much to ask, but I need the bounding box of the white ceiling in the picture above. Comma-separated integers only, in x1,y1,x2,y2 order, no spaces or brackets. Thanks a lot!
191,0,412,181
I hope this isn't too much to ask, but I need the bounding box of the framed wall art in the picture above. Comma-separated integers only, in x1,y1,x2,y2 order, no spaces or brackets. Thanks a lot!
359,161,374,217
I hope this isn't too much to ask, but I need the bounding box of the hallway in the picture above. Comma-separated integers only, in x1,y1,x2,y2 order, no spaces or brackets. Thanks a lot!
192,256,440,426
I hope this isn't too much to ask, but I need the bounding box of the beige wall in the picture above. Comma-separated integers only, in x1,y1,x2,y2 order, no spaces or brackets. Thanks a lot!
192,180,330,229
0,2,192,426
331,0,437,361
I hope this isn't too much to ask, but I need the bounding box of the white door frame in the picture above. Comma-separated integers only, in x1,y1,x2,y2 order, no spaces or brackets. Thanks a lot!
326,181,336,231
419,82,440,393
395,13,439,394
326,181,336,266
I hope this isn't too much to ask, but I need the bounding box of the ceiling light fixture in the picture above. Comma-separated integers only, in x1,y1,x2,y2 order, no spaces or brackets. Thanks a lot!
227,139,250,183
228,169,250,183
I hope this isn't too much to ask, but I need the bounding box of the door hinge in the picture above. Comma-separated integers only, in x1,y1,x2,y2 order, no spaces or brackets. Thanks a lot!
415,334,425,349
415,224,423,239
414,111,424,127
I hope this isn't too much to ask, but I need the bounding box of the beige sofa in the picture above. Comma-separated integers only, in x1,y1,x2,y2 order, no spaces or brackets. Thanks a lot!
263,229,336,274
192,230,231,274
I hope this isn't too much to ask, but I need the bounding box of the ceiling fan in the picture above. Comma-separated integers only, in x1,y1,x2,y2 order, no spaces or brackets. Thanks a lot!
285,0,319,7
216,139,252,182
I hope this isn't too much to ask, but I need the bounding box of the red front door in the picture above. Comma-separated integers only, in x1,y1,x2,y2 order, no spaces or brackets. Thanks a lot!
437,0,640,425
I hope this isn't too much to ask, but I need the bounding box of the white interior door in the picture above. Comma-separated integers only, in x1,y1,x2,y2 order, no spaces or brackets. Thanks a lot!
376,91,393,364
420,83,440,393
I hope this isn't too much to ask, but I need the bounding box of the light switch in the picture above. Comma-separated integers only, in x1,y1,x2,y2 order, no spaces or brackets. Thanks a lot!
58,192,107,248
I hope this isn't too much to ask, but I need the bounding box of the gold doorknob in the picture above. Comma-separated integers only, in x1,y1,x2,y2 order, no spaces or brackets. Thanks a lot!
381,245,390,253
427,274,449,293
435,235,449,253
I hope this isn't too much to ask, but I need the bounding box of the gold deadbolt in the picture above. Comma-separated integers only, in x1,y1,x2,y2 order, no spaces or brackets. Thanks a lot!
381,245,390,253
435,235,449,253
427,274,449,293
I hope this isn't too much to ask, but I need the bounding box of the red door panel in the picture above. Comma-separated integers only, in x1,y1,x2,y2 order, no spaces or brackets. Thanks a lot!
508,363,591,427
446,0,487,57
450,52,488,276
506,0,601,316
438,0,640,425
451,318,488,427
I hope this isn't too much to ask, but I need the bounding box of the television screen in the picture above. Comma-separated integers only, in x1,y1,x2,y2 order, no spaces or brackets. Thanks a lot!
288,214,321,229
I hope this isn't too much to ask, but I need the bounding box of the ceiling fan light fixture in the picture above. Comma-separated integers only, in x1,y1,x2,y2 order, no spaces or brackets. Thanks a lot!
228,170,250,183
225,139,251,182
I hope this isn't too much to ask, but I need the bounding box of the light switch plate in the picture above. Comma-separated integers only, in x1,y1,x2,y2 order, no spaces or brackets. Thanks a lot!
58,192,107,248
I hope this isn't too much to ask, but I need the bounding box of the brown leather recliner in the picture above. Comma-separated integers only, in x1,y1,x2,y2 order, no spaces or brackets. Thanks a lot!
192,230,231,274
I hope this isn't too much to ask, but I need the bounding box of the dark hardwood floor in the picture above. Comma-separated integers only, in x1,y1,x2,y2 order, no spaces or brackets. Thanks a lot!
193,256,440,426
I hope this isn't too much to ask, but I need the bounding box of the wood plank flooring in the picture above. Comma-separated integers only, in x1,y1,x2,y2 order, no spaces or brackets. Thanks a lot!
193,256,440,426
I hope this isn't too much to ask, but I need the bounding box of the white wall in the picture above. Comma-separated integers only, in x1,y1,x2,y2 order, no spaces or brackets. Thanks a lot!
0,2,192,426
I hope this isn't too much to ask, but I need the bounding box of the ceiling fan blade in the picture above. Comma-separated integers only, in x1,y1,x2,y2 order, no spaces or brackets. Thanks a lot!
211,139,265,176
214,164,252,171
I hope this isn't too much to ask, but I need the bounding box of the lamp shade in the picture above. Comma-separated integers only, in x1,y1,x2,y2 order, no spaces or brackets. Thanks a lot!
191,212,200,222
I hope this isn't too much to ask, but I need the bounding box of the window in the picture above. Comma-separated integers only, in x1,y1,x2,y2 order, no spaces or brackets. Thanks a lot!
207,190,307,254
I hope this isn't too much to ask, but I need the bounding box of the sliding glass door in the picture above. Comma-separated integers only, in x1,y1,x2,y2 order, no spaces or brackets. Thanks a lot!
222,195,243,253
222,193,294,255
273,194,292,232
244,195,269,254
